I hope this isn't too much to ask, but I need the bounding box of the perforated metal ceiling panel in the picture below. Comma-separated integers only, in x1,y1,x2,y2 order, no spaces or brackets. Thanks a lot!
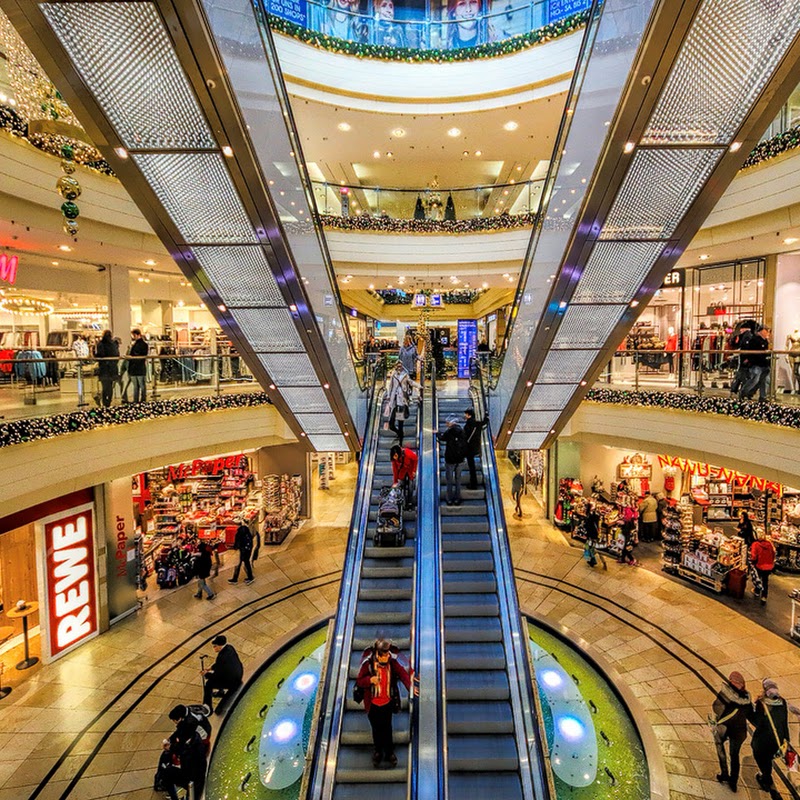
508,432,548,450
228,308,304,352
551,304,627,349
538,350,599,383
41,2,215,150
279,387,332,413
309,434,349,452
643,0,800,144
524,384,578,411
295,414,343,434
259,354,319,386
599,148,723,240
516,410,562,432
572,242,666,303
192,246,285,307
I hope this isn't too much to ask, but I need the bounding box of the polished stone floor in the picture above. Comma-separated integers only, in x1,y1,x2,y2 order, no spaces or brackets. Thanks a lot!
1,450,799,799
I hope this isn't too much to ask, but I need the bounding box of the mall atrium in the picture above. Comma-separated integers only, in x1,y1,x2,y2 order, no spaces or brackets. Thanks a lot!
1,0,800,797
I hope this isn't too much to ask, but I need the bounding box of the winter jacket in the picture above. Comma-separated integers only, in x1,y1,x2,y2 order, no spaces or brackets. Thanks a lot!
638,495,658,524
210,644,244,687
392,448,418,483
742,333,769,368
463,416,487,456
712,681,751,740
94,337,120,378
750,539,776,571
234,524,253,553
397,344,418,376
438,424,466,465
355,654,412,712
386,369,411,410
127,337,149,376
194,549,212,580
749,696,790,756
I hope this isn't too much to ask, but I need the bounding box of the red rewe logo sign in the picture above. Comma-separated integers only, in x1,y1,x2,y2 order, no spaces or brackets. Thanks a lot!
45,510,98,657
0,254,18,285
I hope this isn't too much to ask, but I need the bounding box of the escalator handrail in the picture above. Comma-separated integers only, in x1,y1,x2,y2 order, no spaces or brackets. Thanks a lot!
470,378,552,799
411,362,448,800
305,364,384,800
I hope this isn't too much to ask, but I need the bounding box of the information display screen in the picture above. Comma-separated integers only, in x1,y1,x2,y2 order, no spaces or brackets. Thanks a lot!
457,319,478,379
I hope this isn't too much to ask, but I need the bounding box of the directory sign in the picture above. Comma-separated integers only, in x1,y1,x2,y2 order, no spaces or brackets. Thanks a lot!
267,0,307,26
457,319,478,379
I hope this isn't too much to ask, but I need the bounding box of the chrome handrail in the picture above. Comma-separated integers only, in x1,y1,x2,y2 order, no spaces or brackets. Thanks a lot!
305,363,383,799
471,368,551,799
411,361,448,800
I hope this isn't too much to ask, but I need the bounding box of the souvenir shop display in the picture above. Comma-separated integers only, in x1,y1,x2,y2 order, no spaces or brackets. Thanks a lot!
262,473,303,544
770,490,800,572
675,524,746,594
554,477,581,530
660,504,684,573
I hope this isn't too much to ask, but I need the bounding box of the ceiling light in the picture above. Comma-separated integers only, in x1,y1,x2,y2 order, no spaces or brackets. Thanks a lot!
51,261,59,266
323,383,330,389
447,127,461,137
114,147,128,159
368,283,374,290
218,304,227,311
503,121,518,131
392,128,406,137
526,381,533,387
474,150,482,156
177,299,185,307
482,282,488,289
699,254,709,260
386,151,394,158
580,380,587,386
630,300,639,307
58,245,72,252
269,384,276,390
373,151,381,158
502,272,510,278
337,122,351,131
144,259,157,266
729,142,741,152
222,145,234,158
387,284,393,289
289,304,297,312
624,142,635,153
784,237,799,244
462,150,469,156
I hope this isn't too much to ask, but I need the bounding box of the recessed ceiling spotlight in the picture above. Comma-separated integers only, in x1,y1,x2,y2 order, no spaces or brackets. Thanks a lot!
368,283,375,290
699,254,709,260
337,122,351,131
503,121,518,131
269,384,276,390
218,304,227,311
58,245,72,252
387,284,393,289
144,259,157,266
447,127,461,137
784,237,799,244
51,261,59,266
114,147,128,159
392,128,406,137
373,151,381,158
729,141,741,152
482,282,488,288
580,380,587,386
502,272,510,278
474,150,482,156
386,151,394,158
463,150,469,156
630,300,639,307
221,145,234,157
624,141,635,153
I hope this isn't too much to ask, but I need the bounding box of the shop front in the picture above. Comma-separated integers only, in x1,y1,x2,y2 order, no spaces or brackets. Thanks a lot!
0,489,102,675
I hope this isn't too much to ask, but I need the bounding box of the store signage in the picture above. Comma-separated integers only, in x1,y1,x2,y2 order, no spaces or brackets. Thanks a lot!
105,478,137,622
457,319,478,379
45,509,98,657
661,269,684,288
414,294,427,307
267,0,307,25
430,294,443,307
168,454,245,482
548,0,591,23
0,253,19,285
656,455,781,494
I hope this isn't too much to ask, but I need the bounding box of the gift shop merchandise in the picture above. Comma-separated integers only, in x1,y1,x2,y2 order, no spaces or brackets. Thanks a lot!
132,453,304,594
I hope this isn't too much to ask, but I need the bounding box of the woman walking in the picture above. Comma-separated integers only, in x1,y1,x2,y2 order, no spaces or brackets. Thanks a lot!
749,678,791,792
386,361,412,446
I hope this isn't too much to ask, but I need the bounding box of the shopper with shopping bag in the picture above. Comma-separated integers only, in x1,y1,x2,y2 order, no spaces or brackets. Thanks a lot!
710,671,751,792
749,678,792,792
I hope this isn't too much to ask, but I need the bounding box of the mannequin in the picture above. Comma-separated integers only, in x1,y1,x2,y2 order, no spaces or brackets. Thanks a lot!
787,330,800,393
665,326,678,372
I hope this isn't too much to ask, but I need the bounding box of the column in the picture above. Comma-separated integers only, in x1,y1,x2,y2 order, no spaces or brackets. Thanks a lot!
106,265,131,339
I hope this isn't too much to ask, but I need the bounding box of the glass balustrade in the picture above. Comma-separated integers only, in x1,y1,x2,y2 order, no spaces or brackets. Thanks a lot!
266,0,578,52
313,179,544,222
0,354,261,423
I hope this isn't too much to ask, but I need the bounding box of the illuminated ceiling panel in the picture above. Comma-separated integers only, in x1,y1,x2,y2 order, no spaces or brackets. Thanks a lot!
295,414,343,434
228,308,304,352
259,354,319,385
523,384,578,411
572,242,666,303
192,246,285,307
308,434,349,451
551,304,626,349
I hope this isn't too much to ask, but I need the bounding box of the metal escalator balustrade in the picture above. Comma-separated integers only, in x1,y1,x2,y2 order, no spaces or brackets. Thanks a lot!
437,386,550,799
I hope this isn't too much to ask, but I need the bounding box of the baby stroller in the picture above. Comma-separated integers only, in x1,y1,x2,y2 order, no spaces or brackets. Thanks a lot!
375,486,405,547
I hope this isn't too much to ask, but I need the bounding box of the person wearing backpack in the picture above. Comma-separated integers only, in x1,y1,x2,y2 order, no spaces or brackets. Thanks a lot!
228,520,254,584
438,415,467,506
355,639,412,768
710,672,750,792
193,542,215,600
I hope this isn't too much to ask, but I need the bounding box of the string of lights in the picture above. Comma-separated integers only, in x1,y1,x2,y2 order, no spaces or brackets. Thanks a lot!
320,212,537,233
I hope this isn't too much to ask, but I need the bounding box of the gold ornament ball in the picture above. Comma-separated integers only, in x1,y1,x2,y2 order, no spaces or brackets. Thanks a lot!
63,219,79,236
60,158,76,174
56,175,82,201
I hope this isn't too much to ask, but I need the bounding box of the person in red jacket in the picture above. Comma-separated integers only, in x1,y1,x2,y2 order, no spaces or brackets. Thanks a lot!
750,532,776,605
356,639,412,768
390,445,418,510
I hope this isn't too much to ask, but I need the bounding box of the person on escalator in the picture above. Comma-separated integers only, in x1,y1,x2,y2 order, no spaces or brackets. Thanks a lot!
438,415,468,506
386,361,413,446
356,639,413,769
463,407,488,490
390,444,418,510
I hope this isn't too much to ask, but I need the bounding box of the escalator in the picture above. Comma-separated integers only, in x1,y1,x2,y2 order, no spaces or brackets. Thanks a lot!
329,398,419,800
437,389,550,799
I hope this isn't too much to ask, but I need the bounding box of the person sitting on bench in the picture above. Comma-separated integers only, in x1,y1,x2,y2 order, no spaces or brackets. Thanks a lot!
201,635,243,713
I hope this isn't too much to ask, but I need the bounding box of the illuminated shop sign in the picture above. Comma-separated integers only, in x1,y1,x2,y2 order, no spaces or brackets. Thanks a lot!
414,294,427,307
656,455,781,494
661,269,684,288
0,253,19,285
45,509,98,657
168,454,246,482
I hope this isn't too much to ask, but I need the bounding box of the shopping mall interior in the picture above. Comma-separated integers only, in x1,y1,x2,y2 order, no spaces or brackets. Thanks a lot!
2,0,800,797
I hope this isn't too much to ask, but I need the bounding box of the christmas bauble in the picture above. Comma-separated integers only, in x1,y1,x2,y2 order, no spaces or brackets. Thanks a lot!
63,220,79,236
61,143,74,160
56,175,82,201
60,158,76,174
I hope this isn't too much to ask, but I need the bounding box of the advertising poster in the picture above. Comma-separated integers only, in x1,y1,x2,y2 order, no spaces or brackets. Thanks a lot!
457,319,478,378
268,0,307,25
105,478,138,623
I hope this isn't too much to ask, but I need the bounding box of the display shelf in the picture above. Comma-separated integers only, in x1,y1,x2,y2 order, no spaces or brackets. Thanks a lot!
677,565,726,594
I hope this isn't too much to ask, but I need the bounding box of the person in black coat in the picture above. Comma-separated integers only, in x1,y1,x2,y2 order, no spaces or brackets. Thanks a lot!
127,328,149,403
462,408,488,490
749,678,791,791
161,705,208,799
737,511,755,548
711,671,751,791
438,415,466,506
94,330,119,408
193,542,214,600
228,522,254,584
201,635,244,711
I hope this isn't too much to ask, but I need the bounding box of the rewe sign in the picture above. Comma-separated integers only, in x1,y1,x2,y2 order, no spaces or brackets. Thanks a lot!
0,253,18,285
45,510,98,657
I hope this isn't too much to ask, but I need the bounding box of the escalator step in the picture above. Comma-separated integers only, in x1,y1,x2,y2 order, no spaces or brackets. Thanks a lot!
445,617,502,641
442,533,492,552
356,599,411,623
442,552,494,572
447,701,514,733
359,577,412,600
364,545,415,559
346,697,409,712
361,557,414,578
341,710,410,744
441,517,489,533
354,624,410,650
441,504,488,518
443,571,497,593
440,487,484,501
335,745,408,783
446,669,510,700
368,509,417,521
333,781,409,800
444,594,499,616
448,772,523,798
446,641,506,670
448,734,519,772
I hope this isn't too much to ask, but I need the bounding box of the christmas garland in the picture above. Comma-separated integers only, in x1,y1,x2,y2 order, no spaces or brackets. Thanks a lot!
268,9,589,62
0,392,272,449
585,387,800,430
374,287,483,304
320,211,536,233
740,125,800,170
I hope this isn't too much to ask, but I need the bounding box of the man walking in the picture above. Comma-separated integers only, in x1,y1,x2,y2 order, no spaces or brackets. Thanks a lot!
739,326,771,401
228,520,255,584
511,470,524,518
